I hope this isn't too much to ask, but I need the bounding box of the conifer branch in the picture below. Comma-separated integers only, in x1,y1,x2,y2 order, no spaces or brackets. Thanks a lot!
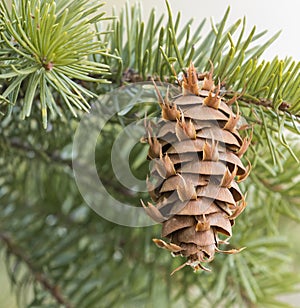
0,233,73,308
225,91,298,116
0,0,113,128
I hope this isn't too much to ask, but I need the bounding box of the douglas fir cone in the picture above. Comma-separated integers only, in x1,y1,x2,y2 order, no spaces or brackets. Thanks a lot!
142,64,251,274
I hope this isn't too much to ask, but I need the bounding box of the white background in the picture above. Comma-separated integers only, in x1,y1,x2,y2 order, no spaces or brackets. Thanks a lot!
104,0,300,61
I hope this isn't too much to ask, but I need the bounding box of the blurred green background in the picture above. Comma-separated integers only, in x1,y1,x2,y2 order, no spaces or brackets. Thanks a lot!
0,254,17,307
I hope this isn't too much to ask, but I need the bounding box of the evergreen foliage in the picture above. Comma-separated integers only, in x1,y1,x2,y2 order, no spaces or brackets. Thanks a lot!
0,0,112,128
0,0,299,307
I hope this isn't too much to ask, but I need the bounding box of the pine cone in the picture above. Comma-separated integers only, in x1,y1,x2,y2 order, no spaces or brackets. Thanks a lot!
142,64,251,273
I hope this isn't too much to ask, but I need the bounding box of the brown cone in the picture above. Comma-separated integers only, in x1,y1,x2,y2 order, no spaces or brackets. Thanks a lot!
143,63,251,273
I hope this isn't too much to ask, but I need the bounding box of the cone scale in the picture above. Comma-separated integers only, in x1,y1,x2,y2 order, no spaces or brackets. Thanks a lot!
143,64,251,273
